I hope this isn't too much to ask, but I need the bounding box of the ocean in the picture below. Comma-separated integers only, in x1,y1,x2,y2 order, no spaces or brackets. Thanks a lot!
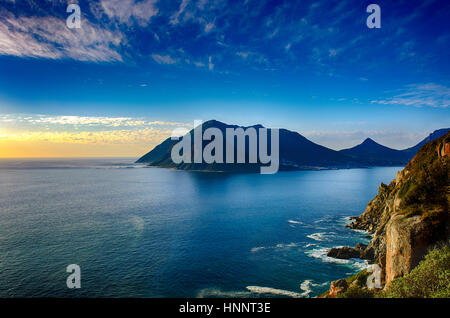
0,158,401,297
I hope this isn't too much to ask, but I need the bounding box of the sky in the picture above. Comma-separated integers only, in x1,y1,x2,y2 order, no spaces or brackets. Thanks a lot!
0,0,449,157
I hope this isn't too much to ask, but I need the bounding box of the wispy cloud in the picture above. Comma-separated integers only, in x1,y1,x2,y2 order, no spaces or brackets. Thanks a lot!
208,56,214,71
170,0,190,25
0,114,189,129
371,83,450,108
152,54,177,64
99,0,158,26
0,12,123,62
0,114,190,147
0,0,445,74
204,22,214,33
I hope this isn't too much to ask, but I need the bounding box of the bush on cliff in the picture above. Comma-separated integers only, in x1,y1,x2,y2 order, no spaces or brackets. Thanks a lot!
380,244,450,298
399,134,449,219
338,285,374,298
337,269,375,298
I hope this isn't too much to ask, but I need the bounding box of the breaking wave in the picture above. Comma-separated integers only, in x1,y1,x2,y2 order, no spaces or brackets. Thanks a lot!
299,279,329,298
246,286,305,298
306,232,335,242
250,242,300,253
304,246,369,270
196,288,252,298
198,284,326,299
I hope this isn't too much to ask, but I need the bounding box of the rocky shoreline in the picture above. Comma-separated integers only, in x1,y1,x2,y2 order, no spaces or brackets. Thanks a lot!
322,132,449,297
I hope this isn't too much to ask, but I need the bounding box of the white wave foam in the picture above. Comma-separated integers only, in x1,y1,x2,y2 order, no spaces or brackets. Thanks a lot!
250,246,266,253
197,288,251,298
198,282,326,298
246,286,304,298
307,233,326,241
304,247,351,265
340,216,353,225
288,220,303,224
299,280,329,298
352,228,372,235
313,215,334,224
251,242,300,253
351,258,370,271
306,232,335,242
276,242,299,248
299,280,313,297
304,246,370,270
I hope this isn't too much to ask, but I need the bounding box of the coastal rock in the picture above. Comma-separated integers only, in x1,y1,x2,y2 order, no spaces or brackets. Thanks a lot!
347,181,395,236
329,132,450,294
437,139,450,158
327,244,367,259
385,213,447,284
329,279,348,297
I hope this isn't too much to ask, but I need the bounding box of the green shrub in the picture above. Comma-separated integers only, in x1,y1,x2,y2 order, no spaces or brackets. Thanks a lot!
380,244,450,298
338,285,374,298
345,269,369,286
336,270,375,298
398,133,449,219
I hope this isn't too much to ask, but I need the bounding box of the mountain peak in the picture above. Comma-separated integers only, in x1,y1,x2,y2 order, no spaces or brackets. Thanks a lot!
202,119,227,127
202,119,265,130
403,128,450,152
362,137,377,145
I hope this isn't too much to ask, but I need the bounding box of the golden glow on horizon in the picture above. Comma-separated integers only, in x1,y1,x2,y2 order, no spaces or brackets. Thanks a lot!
0,140,160,158
0,114,191,158
0,129,171,158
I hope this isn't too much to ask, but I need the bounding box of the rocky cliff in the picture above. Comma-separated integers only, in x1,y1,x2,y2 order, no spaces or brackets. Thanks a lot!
328,132,449,295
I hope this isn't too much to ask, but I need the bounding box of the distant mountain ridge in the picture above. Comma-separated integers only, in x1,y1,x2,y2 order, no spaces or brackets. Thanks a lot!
339,129,450,166
402,128,450,155
136,120,449,171
339,137,410,166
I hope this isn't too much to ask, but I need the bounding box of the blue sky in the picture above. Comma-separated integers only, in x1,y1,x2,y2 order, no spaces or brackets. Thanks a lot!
0,0,449,156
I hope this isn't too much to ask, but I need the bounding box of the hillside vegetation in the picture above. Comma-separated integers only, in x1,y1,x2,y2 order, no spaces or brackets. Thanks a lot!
398,133,450,219
334,244,450,298
379,244,450,298
326,132,449,297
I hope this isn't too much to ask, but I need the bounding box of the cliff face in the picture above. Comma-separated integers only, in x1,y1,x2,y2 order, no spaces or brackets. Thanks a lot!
385,214,446,283
348,132,449,286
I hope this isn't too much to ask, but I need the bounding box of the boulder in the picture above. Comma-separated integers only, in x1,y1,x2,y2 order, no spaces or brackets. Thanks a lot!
327,244,368,259
329,279,348,297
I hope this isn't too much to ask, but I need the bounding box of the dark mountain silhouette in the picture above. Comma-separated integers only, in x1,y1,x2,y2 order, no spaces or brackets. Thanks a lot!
339,129,450,166
402,128,450,155
136,119,358,171
339,138,410,165
136,120,449,172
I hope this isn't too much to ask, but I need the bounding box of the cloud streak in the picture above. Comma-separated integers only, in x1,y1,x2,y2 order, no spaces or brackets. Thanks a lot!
0,11,123,62
0,114,189,128
0,0,446,74
371,83,450,108
0,113,193,157
99,0,158,26
151,54,177,64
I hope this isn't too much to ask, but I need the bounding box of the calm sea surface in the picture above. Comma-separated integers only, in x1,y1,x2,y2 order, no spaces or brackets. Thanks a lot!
0,159,401,297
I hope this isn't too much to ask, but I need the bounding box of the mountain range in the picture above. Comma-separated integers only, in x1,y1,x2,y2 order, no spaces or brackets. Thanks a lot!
136,120,449,172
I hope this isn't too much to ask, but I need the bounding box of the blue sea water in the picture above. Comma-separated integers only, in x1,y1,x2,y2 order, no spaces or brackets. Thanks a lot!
0,159,402,298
